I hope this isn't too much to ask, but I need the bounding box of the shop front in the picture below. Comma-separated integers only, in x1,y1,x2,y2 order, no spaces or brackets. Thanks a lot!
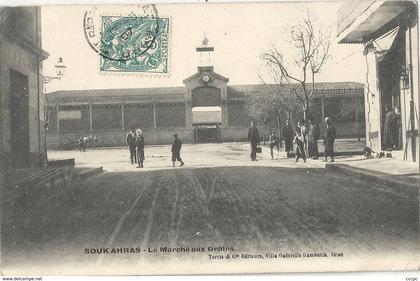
337,0,418,161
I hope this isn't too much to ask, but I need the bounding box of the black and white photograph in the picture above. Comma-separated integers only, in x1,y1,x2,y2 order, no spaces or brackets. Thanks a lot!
0,0,419,276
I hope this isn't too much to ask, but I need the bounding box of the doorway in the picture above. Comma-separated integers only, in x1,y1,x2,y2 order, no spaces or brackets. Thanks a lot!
378,31,405,150
194,125,220,143
9,69,30,168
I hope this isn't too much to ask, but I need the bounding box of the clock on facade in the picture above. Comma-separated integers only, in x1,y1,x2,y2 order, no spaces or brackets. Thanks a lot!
201,74,210,83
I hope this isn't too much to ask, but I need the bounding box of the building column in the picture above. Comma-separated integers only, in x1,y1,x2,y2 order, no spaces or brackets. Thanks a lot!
321,96,325,122
153,102,157,129
89,104,93,131
152,102,157,144
121,103,125,130
222,100,228,127
56,104,60,132
185,101,192,127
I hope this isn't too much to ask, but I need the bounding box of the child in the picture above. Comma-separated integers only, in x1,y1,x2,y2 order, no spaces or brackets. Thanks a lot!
293,128,306,163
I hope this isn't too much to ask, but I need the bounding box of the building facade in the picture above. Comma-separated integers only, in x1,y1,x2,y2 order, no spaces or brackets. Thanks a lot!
46,67,365,148
337,0,419,161
0,7,49,168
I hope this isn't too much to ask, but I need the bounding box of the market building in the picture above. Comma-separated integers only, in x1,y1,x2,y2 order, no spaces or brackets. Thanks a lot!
0,7,49,168
337,0,419,161
46,78,365,148
45,36,364,148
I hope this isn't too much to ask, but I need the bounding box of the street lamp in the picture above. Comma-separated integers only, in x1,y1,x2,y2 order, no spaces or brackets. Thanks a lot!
43,57,66,166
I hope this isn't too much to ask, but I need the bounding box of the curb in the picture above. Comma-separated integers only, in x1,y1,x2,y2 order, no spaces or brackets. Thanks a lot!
325,163,419,196
285,151,364,157
47,158,75,167
75,167,104,180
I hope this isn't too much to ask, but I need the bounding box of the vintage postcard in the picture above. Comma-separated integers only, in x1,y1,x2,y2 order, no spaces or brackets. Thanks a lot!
0,0,419,276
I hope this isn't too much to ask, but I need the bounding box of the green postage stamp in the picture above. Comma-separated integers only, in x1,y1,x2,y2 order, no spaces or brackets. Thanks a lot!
100,16,169,74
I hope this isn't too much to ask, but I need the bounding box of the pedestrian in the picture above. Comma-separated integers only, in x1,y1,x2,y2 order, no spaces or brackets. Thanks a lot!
308,117,320,159
388,106,401,149
323,117,336,162
269,132,279,159
282,120,294,158
78,136,84,152
171,133,184,167
383,105,394,150
293,127,306,163
78,136,88,152
247,120,260,161
135,129,145,168
299,119,309,157
126,127,137,164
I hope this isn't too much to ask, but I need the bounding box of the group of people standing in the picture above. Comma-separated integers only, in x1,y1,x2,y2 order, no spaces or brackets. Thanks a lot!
126,128,184,168
126,128,145,168
248,117,336,163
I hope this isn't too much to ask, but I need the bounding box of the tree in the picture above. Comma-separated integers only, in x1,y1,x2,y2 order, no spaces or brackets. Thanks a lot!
258,72,297,145
262,15,330,121
245,86,275,144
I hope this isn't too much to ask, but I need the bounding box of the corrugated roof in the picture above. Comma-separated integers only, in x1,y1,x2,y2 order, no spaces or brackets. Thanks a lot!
47,87,186,99
47,82,364,101
229,82,364,92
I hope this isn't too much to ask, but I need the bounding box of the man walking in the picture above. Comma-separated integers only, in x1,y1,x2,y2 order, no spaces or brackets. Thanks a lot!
247,121,260,161
323,117,336,162
135,129,145,168
269,132,279,159
171,133,184,167
126,128,137,164
293,127,306,163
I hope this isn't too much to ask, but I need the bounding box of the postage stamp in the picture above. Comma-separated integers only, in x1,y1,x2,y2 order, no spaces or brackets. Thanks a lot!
99,16,169,74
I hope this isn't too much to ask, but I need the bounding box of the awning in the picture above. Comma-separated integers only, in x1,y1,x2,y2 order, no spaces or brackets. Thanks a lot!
369,26,399,60
337,0,413,44
192,106,222,124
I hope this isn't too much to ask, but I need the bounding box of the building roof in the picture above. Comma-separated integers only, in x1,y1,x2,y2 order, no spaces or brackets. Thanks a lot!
47,82,364,104
47,87,186,98
183,66,229,84
227,82,364,98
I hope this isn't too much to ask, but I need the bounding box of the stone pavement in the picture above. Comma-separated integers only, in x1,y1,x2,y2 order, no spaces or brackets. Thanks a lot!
323,155,419,196
261,138,418,194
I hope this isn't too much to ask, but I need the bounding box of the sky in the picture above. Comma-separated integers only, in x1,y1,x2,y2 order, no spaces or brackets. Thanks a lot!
41,1,366,93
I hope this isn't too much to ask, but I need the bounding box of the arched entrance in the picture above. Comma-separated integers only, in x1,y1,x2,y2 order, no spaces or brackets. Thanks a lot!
183,66,229,143
192,106,222,143
191,86,222,143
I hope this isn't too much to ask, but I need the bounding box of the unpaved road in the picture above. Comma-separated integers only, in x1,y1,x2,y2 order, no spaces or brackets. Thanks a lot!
2,143,418,273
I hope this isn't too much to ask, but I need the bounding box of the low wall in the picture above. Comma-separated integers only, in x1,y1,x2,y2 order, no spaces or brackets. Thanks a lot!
2,152,45,168
47,122,364,149
221,127,248,142
47,127,195,149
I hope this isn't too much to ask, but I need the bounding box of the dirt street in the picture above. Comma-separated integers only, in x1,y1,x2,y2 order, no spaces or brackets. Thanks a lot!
2,143,418,274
